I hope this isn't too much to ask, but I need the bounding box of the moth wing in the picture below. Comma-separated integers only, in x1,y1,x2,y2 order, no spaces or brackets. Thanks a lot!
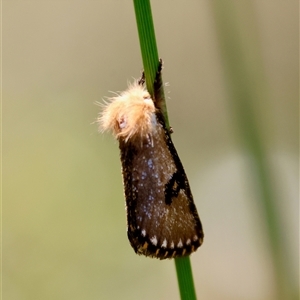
120,113,203,259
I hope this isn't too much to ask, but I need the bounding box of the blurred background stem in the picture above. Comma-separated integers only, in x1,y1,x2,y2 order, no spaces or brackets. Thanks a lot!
210,1,296,299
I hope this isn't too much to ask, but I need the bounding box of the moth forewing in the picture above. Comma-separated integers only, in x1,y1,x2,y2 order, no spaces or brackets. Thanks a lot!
119,111,203,259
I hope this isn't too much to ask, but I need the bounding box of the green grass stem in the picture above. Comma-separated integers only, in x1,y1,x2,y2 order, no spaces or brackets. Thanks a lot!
133,1,197,299
133,0,169,127
175,257,197,300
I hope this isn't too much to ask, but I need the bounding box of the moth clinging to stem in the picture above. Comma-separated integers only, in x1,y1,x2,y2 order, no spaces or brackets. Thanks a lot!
99,59,204,259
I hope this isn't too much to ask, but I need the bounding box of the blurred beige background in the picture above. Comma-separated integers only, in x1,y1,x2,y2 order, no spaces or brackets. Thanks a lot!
3,1,298,299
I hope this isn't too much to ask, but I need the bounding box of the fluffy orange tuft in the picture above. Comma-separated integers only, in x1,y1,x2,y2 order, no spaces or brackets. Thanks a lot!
99,82,156,141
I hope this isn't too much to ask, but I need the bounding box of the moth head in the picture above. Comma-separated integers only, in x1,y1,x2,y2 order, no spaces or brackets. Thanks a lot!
99,82,156,141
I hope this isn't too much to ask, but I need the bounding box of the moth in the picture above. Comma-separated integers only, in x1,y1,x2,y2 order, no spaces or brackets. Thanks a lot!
99,60,204,259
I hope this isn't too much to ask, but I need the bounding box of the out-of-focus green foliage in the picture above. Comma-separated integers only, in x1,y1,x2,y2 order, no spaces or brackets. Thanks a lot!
211,1,297,299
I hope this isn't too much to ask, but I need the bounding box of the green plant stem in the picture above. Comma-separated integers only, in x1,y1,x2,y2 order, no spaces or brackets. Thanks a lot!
133,0,169,127
175,257,197,300
133,1,197,299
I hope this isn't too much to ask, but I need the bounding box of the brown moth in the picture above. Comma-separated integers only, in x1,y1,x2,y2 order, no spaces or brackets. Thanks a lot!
99,60,204,259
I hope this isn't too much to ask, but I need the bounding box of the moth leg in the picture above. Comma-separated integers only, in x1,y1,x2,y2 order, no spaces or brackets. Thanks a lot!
153,59,173,133
139,59,162,87
154,59,163,101
138,71,145,86
151,58,166,115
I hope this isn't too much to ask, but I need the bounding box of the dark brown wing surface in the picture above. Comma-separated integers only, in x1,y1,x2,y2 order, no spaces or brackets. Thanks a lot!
119,112,203,259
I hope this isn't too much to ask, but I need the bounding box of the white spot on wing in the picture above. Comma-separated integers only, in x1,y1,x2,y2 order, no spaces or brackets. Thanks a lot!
170,241,174,249
186,239,191,245
161,239,167,248
150,236,158,246
177,239,183,248
141,229,146,237
148,158,153,168
193,235,198,241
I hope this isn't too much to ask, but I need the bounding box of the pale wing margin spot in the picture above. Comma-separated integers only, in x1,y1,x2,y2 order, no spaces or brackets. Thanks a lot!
177,239,183,248
150,236,158,246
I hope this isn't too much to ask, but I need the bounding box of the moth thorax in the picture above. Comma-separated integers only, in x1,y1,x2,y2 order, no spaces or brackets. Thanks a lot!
100,83,157,141
114,97,156,141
